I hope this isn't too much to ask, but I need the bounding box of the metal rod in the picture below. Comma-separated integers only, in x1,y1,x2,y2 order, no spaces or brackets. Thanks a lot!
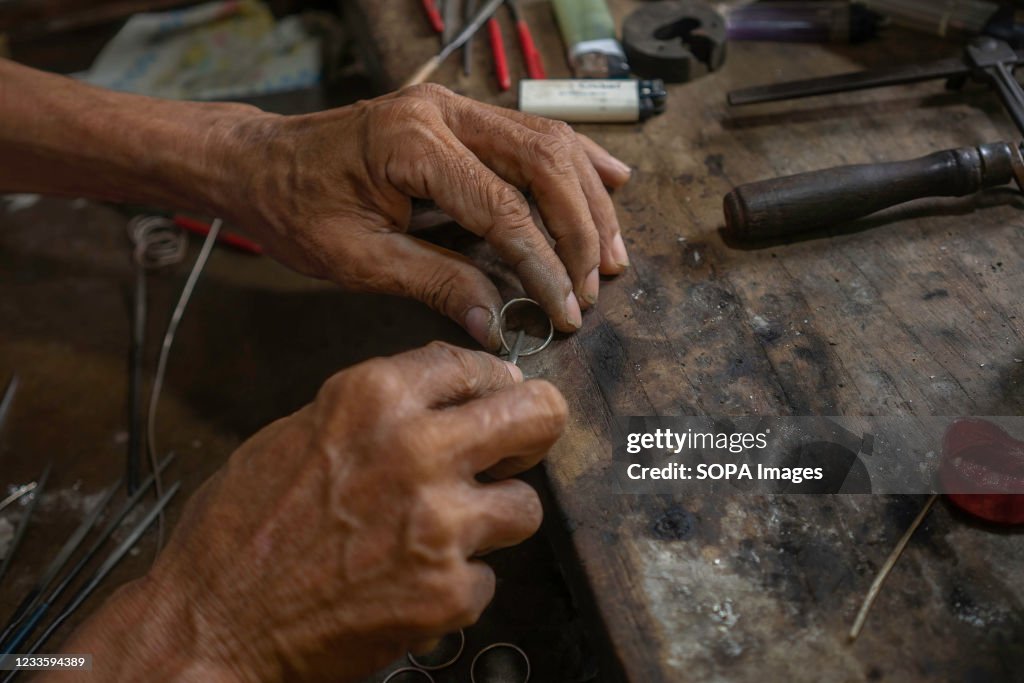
0,484,35,516
4,481,181,681
849,494,938,641
989,62,1024,138
0,482,119,646
0,454,175,656
404,0,506,87
507,330,526,366
0,374,18,437
0,463,51,584
728,57,969,105
126,265,147,494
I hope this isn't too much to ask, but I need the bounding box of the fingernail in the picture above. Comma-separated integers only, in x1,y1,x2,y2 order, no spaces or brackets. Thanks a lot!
504,361,524,382
583,267,600,306
611,233,630,268
564,291,583,329
611,157,632,177
465,306,494,349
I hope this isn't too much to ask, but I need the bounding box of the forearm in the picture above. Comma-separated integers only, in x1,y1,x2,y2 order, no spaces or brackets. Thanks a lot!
39,574,250,683
0,59,268,213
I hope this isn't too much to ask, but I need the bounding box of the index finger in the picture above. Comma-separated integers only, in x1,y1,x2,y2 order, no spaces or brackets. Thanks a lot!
393,342,523,408
384,112,583,332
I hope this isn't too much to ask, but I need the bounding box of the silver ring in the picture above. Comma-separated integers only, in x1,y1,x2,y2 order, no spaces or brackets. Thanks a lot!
383,667,435,683
470,642,531,683
498,298,554,357
406,629,465,670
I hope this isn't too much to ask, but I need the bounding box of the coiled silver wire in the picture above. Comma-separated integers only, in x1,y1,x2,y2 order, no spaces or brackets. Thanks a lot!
126,215,187,269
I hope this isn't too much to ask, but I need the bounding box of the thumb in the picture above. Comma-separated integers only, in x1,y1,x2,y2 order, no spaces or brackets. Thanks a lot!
326,231,505,351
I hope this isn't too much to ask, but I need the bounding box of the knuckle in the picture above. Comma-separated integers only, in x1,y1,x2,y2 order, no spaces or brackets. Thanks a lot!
346,357,405,402
418,266,466,316
380,96,440,128
486,183,530,227
528,135,573,172
546,119,576,141
402,82,452,101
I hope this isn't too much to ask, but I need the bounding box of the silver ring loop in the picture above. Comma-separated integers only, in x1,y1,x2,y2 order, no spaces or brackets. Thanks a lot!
406,629,465,671
470,642,531,683
498,298,554,357
383,667,435,683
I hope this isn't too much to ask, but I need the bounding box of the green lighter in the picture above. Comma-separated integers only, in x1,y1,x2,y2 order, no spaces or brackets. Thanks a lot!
551,0,631,78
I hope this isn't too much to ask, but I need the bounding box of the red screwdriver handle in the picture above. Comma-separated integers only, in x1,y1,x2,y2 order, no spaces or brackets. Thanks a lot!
488,18,511,91
515,20,546,79
422,0,444,33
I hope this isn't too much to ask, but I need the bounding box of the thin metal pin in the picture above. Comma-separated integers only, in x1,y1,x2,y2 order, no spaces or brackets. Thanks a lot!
849,494,938,642
507,330,526,365
0,481,120,647
0,463,51,585
0,374,19,437
0,483,35,516
0,454,175,655
6,481,181,678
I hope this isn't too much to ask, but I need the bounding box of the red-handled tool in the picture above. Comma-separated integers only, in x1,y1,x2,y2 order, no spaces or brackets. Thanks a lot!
488,17,511,91
422,0,445,34
507,0,546,79
173,215,263,255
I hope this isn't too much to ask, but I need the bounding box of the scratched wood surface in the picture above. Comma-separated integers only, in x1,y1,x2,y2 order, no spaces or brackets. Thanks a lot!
349,0,1024,681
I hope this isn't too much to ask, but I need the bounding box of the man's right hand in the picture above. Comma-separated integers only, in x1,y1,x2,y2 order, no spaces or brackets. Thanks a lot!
55,343,567,683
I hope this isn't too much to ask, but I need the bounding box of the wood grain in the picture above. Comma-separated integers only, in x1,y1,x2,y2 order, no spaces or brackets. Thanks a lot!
350,1,1024,680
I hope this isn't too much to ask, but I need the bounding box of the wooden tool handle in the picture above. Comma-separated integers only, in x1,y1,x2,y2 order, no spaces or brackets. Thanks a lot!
723,142,1019,240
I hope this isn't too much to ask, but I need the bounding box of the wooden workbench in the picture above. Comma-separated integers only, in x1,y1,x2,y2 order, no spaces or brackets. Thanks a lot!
347,1,1024,681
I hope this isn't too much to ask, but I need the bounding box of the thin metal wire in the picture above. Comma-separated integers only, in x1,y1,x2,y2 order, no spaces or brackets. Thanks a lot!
383,668,434,683
407,629,465,670
849,493,938,641
0,483,35,516
0,374,17,437
126,216,187,269
0,464,50,584
4,483,181,682
125,216,188,494
147,218,223,552
498,298,554,357
470,642,531,683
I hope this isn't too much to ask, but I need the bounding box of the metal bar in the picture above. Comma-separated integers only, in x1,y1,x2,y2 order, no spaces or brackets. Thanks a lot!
126,265,146,494
728,56,970,105
0,482,119,646
0,375,18,437
0,454,176,657
0,484,35,516
988,62,1024,138
439,0,505,63
0,463,51,585
4,482,181,680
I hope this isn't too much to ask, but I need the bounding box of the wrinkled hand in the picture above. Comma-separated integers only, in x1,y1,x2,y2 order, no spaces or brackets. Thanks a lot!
60,343,567,683
217,84,632,349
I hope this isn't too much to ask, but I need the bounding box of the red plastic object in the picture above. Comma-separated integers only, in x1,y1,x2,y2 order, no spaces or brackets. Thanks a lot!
940,418,1024,525
515,19,546,79
173,215,264,255
422,0,445,33
488,18,511,91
